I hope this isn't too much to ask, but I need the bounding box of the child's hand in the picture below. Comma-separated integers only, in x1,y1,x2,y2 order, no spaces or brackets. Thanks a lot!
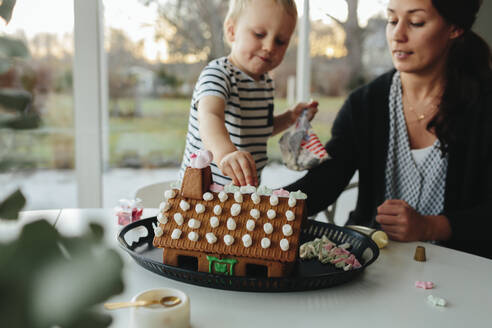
218,150,258,186
290,100,319,124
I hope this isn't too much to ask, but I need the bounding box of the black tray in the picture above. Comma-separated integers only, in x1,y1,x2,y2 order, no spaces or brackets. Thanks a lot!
118,217,379,292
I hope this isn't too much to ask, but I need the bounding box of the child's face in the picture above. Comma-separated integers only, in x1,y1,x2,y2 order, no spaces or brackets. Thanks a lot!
226,0,296,80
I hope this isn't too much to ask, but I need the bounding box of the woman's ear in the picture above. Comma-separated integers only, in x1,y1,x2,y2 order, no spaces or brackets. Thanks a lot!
449,25,464,40
224,18,236,43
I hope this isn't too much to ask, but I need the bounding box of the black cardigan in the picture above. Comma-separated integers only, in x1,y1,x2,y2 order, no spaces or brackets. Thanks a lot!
287,70,492,259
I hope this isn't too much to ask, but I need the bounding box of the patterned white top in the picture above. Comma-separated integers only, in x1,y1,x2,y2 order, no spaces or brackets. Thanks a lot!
179,57,275,185
384,71,448,215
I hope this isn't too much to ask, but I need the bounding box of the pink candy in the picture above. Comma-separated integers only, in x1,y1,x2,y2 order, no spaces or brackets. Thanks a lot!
273,189,290,197
115,199,143,226
415,281,434,289
209,183,224,192
190,150,213,169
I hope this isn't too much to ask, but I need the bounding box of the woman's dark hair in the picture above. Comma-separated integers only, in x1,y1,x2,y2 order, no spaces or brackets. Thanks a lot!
429,0,492,152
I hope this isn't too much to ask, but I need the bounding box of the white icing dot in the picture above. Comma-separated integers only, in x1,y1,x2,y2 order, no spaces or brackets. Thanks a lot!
267,209,276,219
261,237,271,249
250,208,260,219
213,205,222,215
159,201,171,212
269,195,279,206
195,203,205,214
227,217,237,230
246,219,255,231
242,234,252,247
173,213,184,225
234,191,243,203
263,222,273,234
171,228,182,239
210,216,220,228
230,203,241,216
164,189,176,200
188,231,199,242
206,232,217,244
288,196,296,207
218,191,228,202
224,234,234,246
251,192,261,205
157,212,168,224
179,200,190,211
280,238,290,251
285,210,295,221
282,224,293,236
203,192,213,201
188,218,201,229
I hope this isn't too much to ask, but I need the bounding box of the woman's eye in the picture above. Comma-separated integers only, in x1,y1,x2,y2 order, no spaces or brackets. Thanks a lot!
254,32,264,38
410,22,425,27
387,20,397,25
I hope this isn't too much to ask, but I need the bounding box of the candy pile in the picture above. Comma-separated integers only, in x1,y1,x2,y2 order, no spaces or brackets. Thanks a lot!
115,198,143,226
299,235,362,271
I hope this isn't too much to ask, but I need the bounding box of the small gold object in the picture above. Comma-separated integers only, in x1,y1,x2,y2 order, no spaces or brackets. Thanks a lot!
104,296,181,310
414,245,426,262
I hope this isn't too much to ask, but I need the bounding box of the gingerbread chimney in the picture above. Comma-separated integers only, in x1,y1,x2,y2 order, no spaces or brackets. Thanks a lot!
180,150,213,199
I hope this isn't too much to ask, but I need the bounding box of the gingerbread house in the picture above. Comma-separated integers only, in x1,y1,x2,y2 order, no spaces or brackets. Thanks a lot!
152,164,307,278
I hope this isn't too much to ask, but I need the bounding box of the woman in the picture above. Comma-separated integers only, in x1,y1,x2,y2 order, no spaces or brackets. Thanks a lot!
286,0,492,258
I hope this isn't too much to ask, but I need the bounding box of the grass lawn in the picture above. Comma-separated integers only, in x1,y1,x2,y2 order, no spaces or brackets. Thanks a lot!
6,93,345,169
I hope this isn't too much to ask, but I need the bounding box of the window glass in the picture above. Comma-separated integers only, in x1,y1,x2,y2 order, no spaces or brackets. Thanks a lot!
0,0,76,210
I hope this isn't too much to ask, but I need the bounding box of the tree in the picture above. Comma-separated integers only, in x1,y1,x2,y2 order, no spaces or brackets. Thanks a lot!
141,0,229,62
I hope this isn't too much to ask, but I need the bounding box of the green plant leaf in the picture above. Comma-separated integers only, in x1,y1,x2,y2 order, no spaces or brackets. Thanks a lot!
0,0,16,24
0,113,40,129
0,35,29,58
0,88,32,112
0,188,26,220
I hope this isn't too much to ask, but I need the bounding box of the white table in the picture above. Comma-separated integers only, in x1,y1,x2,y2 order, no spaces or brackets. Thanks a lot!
48,209,492,327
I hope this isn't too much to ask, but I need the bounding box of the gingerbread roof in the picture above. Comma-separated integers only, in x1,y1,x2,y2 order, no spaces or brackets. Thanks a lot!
153,189,306,263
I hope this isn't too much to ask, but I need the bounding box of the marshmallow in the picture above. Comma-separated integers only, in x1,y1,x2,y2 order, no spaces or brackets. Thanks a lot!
288,196,296,207
269,195,279,206
291,190,307,199
280,238,290,251
224,234,234,246
159,201,171,212
213,205,222,215
250,208,260,220
179,200,190,211
224,184,240,193
263,222,273,234
173,213,184,225
210,216,220,228
164,189,176,200
227,217,237,230
251,192,261,204
427,295,446,307
153,222,163,237
206,232,217,244
234,191,243,203
242,234,252,247
246,219,255,231
257,185,273,196
203,192,213,201
240,184,256,194
157,212,168,224
230,203,241,216
171,228,182,239
261,237,271,249
188,218,201,229
195,203,205,214
285,210,295,221
188,231,199,242
282,224,293,236
218,191,228,202
267,209,276,219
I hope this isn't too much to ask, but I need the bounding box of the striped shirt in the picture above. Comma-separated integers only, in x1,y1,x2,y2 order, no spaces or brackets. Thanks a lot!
179,57,275,186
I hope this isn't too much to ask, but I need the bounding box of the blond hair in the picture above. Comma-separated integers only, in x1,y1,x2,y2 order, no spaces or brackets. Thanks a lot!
224,0,298,42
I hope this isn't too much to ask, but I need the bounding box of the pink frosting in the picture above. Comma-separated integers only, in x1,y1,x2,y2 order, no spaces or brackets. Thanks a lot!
273,189,290,197
209,183,224,192
415,281,434,289
190,150,213,169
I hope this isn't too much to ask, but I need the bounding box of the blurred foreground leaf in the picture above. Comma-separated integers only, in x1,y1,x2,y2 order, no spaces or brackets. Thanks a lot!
0,0,16,24
0,88,32,112
0,188,25,220
0,220,124,328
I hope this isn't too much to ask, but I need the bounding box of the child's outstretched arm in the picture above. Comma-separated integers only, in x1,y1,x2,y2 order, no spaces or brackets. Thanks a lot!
197,95,258,186
272,100,318,136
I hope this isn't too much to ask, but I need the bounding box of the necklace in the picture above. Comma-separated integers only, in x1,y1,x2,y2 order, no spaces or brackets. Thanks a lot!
403,93,441,123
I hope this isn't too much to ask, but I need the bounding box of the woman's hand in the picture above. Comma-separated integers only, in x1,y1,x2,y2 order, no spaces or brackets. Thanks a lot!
375,199,431,242
218,150,258,187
